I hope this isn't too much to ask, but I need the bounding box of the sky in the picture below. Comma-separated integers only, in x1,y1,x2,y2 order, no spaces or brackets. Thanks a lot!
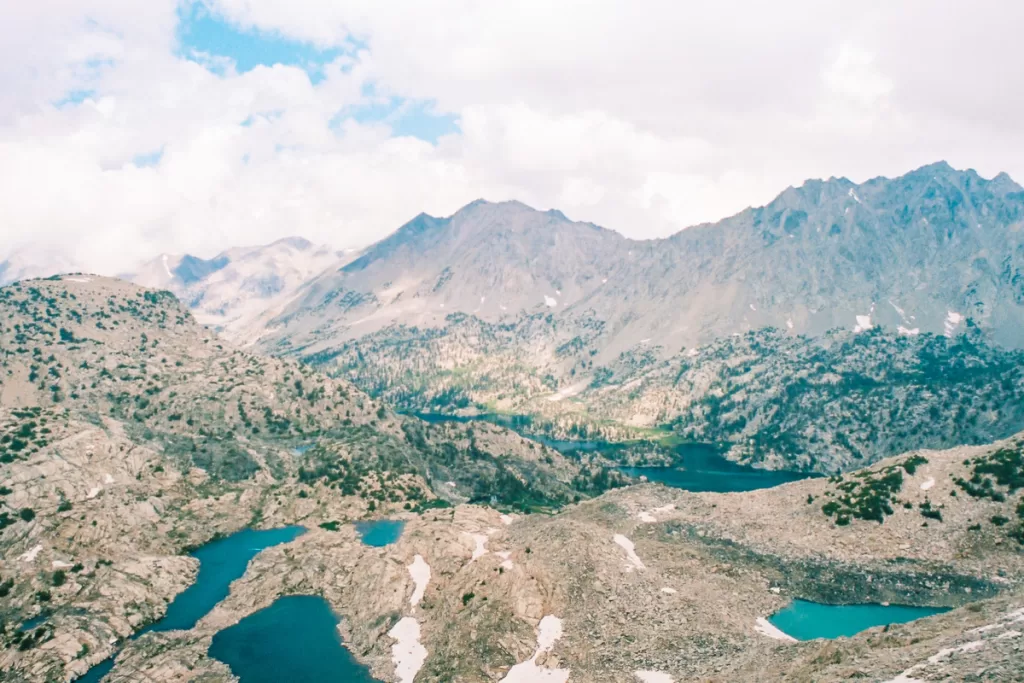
1,0,1023,274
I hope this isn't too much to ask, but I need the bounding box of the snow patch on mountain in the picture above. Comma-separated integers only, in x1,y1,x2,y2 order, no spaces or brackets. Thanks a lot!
408,555,431,606
499,615,569,682
944,311,964,337
389,617,427,683
614,534,646,570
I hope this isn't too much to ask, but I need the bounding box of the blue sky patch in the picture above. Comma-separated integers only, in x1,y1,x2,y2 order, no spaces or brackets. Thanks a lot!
54,90,97,107
132,148,164,168
342,87,460,144
174,3,459,144
176,3,346,83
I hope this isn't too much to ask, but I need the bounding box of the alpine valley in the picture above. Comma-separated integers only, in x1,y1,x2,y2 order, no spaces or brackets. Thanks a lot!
1,162,1023,682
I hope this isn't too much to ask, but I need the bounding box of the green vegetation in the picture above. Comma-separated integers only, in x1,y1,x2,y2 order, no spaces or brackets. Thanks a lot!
919,500,943,521
950,440,1024,544
820,457,926,525
954,442,1024,501
671,329,1024,472
0,407,50,464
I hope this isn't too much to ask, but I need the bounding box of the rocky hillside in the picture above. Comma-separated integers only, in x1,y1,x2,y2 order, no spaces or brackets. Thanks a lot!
587,326,1024,473
307,313,1024,474
38,434,1024,682
128,238,354,344
0,276,615,506
0,275,626,680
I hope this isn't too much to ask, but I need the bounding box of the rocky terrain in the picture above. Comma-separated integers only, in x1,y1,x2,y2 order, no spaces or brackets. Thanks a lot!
231,162,1024,474
0,276,1021,682
0,161,1022,681
59,435,1024,682
306,316,1024,474
0,276,617,681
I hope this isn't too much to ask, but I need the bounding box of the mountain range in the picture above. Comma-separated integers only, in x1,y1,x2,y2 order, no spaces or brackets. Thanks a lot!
3,161,1024,474
263,161,1024,361
5,162,1022,354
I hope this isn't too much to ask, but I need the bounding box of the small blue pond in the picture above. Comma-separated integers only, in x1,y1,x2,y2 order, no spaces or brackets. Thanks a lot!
20,614,48,631
354,520,406,547
209,595,380,682
768,599,951,640
76,526,306,682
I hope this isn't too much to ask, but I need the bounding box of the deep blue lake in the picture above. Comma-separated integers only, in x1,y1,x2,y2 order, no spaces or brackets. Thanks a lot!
768,599,951,640
209,595,379,682
355,519,406,546
76,526,306,682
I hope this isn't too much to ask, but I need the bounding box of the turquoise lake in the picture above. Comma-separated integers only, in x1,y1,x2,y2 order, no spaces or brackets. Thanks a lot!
412,412,811,493
355,519,406,546
617,441,810,493
77,526,306,682
209,595,379,682
768,599,951,640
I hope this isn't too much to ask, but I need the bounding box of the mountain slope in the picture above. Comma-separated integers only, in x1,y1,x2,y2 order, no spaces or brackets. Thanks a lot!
267,200,632,349
584,161,1024,352
312,315,1024,473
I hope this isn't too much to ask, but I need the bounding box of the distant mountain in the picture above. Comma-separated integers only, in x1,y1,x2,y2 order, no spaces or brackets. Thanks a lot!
129,237,356,343
0,246,83,286
265,162,1024,362
267,200,631,346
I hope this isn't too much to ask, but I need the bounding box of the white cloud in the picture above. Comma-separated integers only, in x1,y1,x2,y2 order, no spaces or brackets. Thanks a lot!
1,0,1024,275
